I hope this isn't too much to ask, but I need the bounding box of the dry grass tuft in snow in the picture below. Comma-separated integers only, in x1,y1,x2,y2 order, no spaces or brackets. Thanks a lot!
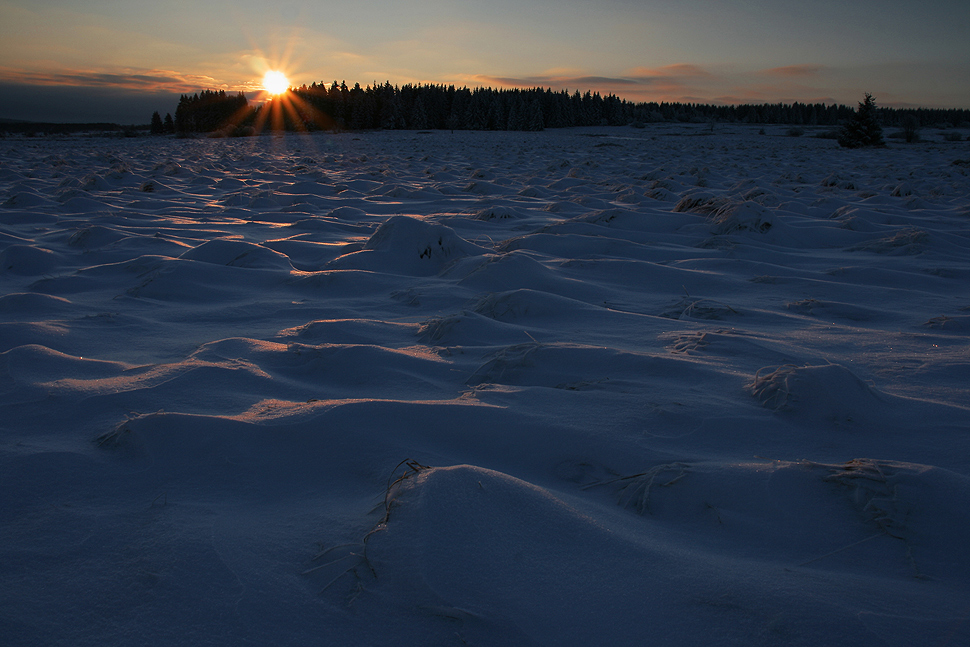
748,363,885,420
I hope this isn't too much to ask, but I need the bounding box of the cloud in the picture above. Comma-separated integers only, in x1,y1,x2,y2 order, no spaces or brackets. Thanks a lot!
470,74,639,89
0,66,235,123
624,64,715,80
759,65,826,78
0,67,230,93
463,64,724,102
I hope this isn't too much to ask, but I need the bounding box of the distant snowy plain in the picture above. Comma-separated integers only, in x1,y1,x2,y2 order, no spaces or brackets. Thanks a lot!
2,124,969,646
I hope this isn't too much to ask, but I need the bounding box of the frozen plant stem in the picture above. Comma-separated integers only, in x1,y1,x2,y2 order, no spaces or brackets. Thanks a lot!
796,533,883,567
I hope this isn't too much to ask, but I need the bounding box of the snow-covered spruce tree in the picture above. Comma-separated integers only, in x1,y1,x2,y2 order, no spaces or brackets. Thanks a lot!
838,93,885,148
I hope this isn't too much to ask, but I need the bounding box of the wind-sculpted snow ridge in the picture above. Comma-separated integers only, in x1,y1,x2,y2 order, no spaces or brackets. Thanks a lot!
2,125,970,646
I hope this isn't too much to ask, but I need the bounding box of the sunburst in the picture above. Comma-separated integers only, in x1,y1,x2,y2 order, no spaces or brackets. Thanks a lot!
239,42,334,136
262,70,290,96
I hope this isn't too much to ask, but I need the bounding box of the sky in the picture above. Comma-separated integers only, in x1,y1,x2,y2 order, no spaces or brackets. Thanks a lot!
1,0,968,124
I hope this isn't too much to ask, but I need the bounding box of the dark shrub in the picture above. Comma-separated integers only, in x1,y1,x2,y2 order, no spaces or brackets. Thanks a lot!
901,115,920,143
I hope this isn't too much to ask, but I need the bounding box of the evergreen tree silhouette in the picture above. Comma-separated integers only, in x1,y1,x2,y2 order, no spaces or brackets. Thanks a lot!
526,98,545,131
838,93,885,148
409,96,429,130
150,111,164,135
173,90,249,134
485,94,503,130
465,91,488,130
506,96,523,131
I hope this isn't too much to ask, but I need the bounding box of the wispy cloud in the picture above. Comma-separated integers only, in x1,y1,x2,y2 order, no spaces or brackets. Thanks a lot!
464,64,724,102
759,65,826,78
465,63,880,107
469,74,639,89
624,64,715,80
0,67,229,93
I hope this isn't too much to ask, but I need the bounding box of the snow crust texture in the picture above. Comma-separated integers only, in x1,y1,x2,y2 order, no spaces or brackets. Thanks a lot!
2,124,969,646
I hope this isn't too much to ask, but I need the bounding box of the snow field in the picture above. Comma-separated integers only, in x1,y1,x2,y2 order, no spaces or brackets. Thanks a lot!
2,124,969,645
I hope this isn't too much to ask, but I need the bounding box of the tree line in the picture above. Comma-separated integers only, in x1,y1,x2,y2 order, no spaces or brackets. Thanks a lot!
157,82,970,136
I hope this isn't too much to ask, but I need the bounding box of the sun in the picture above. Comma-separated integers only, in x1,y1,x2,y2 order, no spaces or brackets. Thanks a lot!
262,70,290,96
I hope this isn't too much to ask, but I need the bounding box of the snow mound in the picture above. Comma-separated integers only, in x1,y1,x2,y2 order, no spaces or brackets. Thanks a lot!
365,464,672,645
80,174,113,191
473,206,526,221
3,192,54,208
179,239,294,269
821,458,970,578
275,181,338,196
0,292,74,318
67,225,130,250
327,205,368,220
472,289,602,322
891,182,915,197
785,298,879,322
573,208,643,229
0,245,62,275
1,344,130,384
466,342,684,389
95,411,262,465
709,201,776,235
456,251,601,303
59,196,114,214
923,315,970,332
660,296,739,320
672,191,731,214
848,229,928,255
748,363,886,420
462,181,503,195
329,215,487,276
